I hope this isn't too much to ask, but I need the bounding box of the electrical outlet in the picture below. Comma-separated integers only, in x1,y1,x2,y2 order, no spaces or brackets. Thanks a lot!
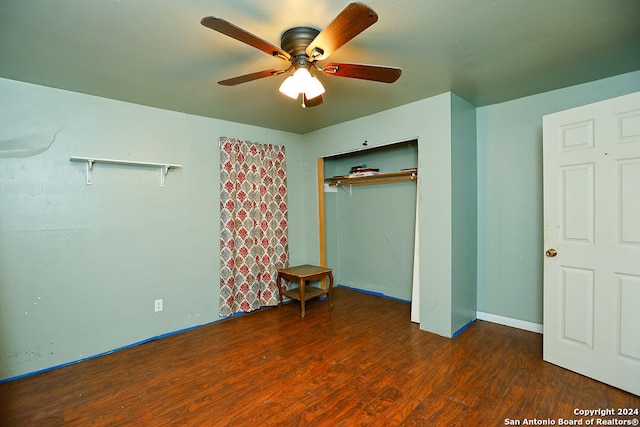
154,299,163,312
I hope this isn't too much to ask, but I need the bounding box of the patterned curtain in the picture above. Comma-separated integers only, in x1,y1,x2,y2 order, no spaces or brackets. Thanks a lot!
219,137,289,317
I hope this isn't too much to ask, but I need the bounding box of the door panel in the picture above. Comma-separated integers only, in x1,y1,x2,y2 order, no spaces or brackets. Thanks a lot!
561,163,594,243
543,91,640,396
618,274,640,361
618,159,640,244
560,266,594,348
560,119,594,151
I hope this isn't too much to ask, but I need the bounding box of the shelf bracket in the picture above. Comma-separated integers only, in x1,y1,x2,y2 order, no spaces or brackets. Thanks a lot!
336,183,352,196
160,165,170,187
86,159,94,185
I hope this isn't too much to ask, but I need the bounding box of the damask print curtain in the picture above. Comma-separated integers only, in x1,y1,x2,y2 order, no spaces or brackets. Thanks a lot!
219,137,289,317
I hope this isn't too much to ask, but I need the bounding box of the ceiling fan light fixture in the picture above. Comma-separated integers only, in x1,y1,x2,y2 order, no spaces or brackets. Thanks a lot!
278,67,325,100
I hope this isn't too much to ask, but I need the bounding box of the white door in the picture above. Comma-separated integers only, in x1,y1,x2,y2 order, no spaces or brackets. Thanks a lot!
543,91,640,396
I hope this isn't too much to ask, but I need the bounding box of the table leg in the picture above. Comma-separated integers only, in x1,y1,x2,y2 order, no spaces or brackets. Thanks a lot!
299,278,306,317
276,273,283,308
327,272,334,307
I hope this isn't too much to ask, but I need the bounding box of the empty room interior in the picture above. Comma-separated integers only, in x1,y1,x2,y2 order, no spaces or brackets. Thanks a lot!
1,0,639,425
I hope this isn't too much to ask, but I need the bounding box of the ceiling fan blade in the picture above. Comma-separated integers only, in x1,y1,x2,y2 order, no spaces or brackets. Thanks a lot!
201,17,291,61
218,69,285,86
306,2,378,61
303,94,324,108
321,63,402,83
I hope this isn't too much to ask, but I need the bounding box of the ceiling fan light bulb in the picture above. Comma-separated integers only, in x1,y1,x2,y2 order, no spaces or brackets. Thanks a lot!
304,76,325,100
288,68,311,93
293,67,311,81
278,76,300,99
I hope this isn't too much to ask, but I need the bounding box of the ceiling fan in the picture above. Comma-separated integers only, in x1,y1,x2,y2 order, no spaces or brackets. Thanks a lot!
201,2,402,108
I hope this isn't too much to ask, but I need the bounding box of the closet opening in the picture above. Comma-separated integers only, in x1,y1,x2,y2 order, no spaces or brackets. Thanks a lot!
317,139,419,305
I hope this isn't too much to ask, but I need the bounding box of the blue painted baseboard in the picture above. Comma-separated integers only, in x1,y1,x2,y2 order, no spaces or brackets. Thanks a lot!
452,319,476,338
336,284,411,303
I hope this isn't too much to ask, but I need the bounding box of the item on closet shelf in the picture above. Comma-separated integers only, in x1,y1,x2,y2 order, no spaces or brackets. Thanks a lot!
349,170,380,178
348,164,380,178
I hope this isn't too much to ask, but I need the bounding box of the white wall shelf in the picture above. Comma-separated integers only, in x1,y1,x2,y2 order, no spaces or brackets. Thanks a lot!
70,157,182,187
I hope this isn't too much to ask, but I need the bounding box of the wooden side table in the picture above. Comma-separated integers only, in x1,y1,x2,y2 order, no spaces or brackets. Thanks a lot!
276,264,334,317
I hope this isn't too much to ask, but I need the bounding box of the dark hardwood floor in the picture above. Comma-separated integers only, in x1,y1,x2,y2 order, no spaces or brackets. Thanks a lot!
1,287,638,426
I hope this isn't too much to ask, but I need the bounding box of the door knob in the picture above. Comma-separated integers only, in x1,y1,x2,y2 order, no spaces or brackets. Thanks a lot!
545,248,558,257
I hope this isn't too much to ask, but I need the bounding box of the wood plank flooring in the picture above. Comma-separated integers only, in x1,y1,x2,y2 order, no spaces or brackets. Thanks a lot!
1,287,638,426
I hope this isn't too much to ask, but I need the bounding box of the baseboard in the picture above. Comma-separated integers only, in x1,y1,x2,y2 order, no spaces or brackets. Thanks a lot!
452,319,475,338
476,311,543,334
336,284,411,302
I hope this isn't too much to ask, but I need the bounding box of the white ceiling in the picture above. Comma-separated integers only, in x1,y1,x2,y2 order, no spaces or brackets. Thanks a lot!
1,0,639,134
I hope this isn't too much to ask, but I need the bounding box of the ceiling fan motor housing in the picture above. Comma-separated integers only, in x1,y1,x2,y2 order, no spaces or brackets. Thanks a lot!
281,26,321,66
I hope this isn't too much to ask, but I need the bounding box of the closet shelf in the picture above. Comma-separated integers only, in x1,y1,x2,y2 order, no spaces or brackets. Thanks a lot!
69,157,182,187
325,170,417,188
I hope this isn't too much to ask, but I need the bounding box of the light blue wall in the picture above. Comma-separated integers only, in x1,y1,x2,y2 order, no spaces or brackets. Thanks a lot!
0,78,305,380
476,70,640,324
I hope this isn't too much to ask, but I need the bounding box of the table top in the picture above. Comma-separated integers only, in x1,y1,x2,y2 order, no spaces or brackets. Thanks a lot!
277,264,332,278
